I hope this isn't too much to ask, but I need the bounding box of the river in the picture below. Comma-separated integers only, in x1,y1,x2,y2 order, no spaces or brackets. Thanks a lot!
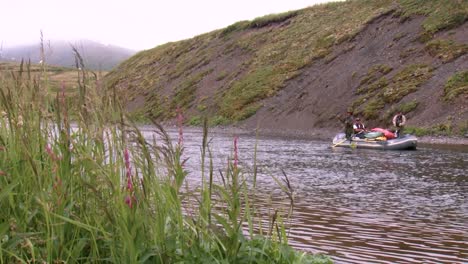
141,126,468,264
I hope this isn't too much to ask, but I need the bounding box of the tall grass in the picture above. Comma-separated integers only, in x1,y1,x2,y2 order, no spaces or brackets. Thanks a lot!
0,56,331,263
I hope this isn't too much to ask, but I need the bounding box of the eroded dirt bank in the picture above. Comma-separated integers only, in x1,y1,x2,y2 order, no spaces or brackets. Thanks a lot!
240,14,467,136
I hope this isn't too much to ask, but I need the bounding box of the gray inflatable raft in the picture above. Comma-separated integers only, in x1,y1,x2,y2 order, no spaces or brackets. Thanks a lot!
332,133,417,150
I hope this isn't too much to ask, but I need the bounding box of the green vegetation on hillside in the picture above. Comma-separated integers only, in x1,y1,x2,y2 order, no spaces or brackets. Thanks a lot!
107,0,397,122
405,118,463,136
355,64,433,120
398,0,468,36
382,100,419,122
104,0,467,125
425,39,468,62
383,64,433,103
220,11,300,37
170,70,212,112
220,66,277,120
444,70,468,101
356,64,393,94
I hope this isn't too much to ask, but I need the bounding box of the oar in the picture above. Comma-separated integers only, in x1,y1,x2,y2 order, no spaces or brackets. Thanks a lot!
355,130,366,136
332,138,348,148
332,130,365,148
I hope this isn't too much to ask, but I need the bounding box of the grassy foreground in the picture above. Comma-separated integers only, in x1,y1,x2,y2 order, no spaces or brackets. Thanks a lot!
0,63,331,262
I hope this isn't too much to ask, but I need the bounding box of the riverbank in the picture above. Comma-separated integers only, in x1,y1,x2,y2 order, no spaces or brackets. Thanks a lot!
149,119,468,149
416,135,468,152
191,125,468,148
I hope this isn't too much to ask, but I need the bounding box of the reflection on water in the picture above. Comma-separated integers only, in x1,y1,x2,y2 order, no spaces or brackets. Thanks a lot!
141,126,468,264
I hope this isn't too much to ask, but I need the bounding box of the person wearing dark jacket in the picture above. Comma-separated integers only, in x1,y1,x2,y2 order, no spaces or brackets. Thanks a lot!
338,111,354,140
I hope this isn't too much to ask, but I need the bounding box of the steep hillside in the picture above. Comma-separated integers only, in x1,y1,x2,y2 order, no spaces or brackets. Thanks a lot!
105,0,468,136
1,40,136,70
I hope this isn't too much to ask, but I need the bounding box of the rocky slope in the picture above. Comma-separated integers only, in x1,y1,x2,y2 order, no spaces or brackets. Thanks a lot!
104,0,468,136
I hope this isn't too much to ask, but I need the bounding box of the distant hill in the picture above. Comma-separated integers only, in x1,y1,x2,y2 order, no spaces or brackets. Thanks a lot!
0,40,136,70
0,61,105,96
105,0,468,136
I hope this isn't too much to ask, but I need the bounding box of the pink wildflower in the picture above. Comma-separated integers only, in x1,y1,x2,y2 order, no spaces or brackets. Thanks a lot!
124,148,131,171
124,148,133,191
45,144,61,161
124,148,135,208
125,195,134,208
127,177,133,192
45,144,53,156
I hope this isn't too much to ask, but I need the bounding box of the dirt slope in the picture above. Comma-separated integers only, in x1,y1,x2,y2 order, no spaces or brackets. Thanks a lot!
104,0,468,136
244,13,468,136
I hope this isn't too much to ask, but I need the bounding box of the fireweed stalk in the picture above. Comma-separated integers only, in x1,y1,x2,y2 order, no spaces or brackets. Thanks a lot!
124,148,135,208
45,143,63,204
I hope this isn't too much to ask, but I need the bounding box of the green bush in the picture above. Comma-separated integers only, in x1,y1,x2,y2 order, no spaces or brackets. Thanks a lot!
444,70,468,101
216,70,229,81
357,77,388,95
188,115,202,126
170,71,208,110
210,115,230,126
383,64,433,103
398,0,468,35
431,122,452,136
382,100,419,123
219,20,250,37
234,103,262,121
356,64,392,95
425,39,468,63
219,66,280,120
196,103,207,112
405,122,454,136
458,121,468,136
398,100,419,113
363,98,385,120
248,11,299,28
405,126,431,136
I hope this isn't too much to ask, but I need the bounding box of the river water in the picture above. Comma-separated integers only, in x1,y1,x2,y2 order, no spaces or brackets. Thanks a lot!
141,126,468,264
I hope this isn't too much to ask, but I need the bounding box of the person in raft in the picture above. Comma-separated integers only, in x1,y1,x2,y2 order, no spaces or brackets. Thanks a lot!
392,111,407,138
353,117,366,138
337,110,355,141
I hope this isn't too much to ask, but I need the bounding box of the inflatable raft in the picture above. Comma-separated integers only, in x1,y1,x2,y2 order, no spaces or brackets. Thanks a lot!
332,132,417,150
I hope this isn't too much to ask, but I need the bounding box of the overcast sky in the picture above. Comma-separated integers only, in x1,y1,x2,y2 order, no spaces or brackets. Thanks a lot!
1,0,340,51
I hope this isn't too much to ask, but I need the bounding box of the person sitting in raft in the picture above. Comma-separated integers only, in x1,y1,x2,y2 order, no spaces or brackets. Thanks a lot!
353,118,366,138
392,111,407,138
